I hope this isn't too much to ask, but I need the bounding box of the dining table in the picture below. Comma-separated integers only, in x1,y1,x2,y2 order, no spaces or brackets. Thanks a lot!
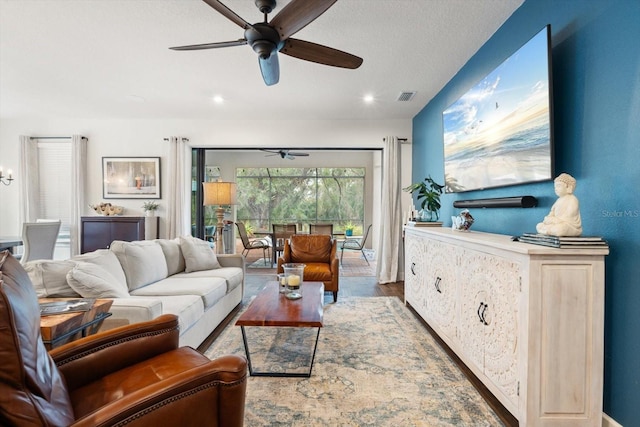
0,236,23,254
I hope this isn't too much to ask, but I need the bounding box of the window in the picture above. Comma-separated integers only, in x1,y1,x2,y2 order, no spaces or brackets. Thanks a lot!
236,167,365,233
36,142,71,258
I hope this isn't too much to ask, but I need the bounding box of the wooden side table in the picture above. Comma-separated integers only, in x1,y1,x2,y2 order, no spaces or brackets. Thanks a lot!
39,298,113,350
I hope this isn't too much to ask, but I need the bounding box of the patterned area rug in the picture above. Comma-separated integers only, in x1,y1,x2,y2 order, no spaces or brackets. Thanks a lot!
205,297,503,426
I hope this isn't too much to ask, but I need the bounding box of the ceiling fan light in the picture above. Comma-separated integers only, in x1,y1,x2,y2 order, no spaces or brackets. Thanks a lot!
251,40,276,59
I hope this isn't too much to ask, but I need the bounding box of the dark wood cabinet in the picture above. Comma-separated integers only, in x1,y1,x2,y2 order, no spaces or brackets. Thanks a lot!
81,216,146,253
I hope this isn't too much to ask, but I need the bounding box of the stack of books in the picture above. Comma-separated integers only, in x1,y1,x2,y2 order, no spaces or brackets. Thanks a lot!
518,233,608,249
406,221,443,227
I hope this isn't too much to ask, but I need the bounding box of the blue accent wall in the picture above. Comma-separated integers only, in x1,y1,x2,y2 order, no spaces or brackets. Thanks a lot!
412,0,640,424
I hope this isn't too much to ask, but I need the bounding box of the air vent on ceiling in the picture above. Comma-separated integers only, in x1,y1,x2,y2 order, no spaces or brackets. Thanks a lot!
397,91,416,102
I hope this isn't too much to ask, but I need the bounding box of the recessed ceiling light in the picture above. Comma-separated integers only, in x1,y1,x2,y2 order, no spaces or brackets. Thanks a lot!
213,95,224,104
363,94,375,104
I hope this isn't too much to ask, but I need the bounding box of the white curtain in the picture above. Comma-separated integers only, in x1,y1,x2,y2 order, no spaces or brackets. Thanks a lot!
376,136,403,284
166,136,189,239
70,135,87,256
19,135,39,223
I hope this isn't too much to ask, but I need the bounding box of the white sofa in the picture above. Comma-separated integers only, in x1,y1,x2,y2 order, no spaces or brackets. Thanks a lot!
24,236,245,348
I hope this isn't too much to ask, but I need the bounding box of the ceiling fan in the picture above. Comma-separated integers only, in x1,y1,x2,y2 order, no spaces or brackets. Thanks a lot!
261,149,310,159
170,0,363,86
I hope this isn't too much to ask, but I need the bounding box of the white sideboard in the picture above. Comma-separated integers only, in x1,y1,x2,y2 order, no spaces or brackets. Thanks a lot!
404,227,608,427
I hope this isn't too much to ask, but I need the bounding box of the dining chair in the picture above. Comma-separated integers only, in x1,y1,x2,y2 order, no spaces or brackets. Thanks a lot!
20,220,61,264
235,222,271,265
272,223,297,262
309,223,333,236
340,224,372,266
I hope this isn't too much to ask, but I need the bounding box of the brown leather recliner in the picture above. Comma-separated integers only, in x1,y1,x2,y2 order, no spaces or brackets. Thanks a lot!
277,234,339,302
0,250,247,427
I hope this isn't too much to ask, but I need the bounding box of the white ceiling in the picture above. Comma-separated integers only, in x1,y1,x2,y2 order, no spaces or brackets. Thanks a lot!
0,0,523,121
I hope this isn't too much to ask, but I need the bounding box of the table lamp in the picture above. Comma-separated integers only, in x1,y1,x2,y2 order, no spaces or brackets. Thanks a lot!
202,181,237,254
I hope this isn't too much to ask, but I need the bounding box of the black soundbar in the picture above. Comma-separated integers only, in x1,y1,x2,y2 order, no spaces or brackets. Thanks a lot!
453,196,538,209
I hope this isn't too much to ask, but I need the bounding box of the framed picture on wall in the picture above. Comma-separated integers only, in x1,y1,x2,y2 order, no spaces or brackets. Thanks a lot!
102,157,161,199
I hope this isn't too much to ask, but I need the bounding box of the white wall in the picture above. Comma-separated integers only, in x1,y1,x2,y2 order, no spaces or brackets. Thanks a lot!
0,118,413,241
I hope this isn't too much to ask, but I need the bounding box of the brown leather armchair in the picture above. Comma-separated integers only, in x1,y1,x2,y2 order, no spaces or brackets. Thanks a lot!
277,234,339,302
0,250,247,427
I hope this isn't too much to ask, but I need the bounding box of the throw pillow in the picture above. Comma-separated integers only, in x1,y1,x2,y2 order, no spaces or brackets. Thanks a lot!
23,259,79,298
110,240,169,291
155,238,186,276
66,262,130,298
179,235,221,273
72,249,127,289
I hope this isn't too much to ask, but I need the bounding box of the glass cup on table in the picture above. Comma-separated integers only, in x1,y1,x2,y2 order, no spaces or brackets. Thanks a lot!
282,263,305,299
276,273,287,293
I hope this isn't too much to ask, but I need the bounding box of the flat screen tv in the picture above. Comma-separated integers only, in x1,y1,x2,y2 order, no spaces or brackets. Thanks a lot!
442,25,554,193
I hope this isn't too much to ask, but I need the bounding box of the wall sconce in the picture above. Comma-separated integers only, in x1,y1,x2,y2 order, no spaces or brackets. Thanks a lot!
0,167,14,186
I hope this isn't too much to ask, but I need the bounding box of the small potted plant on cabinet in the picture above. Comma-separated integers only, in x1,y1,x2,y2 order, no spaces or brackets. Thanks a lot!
142,201,159,217
403,176,444,221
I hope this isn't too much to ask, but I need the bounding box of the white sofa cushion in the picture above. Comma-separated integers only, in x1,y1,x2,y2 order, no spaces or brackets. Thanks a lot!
107,297,164,326
156,294,204,335
23,259,79,298
130,276,227,310
179,235,221,272
172,267,243,293
110,240,168,291
103,295,203,336
72,249,127,289
155,238,186,276
66,262,130,298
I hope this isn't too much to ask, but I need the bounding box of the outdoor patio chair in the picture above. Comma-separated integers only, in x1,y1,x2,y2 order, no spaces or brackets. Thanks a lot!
309,223,333,236
236,222,271,265
340,224,372,266
272,223,297,262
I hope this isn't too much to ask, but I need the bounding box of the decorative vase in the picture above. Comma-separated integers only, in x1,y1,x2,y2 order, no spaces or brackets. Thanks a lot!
419,209,437,222
345,229,353,236
145,210,155,217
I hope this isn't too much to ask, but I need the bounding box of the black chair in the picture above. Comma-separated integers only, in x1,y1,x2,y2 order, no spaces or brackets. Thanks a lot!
309,223,333,236
235,222,271,265
340,224,372,266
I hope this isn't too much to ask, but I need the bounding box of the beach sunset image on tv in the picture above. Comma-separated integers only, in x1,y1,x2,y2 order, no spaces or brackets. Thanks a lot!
443,26,553,193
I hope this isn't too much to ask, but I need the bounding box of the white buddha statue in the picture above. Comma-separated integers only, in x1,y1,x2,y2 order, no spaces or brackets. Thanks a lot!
536,173,583,237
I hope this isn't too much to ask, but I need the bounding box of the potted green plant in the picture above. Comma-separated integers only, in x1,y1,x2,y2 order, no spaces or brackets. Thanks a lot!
403,176,444,221
344,222,355,236
142,201,159,217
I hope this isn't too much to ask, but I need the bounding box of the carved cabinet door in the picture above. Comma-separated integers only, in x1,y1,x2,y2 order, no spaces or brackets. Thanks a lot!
404,232,428,319
423,239,459,343
458,250,521,407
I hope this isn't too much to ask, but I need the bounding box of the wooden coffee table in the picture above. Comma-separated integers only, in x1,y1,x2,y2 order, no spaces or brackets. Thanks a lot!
236,281,324,377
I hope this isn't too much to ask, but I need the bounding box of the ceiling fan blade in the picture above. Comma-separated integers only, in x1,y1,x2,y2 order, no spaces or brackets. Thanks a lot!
287,152,309,157
202,0,251,29
259,53,280,86
280,38,363,69
170,39,247,51
270,0,337,41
